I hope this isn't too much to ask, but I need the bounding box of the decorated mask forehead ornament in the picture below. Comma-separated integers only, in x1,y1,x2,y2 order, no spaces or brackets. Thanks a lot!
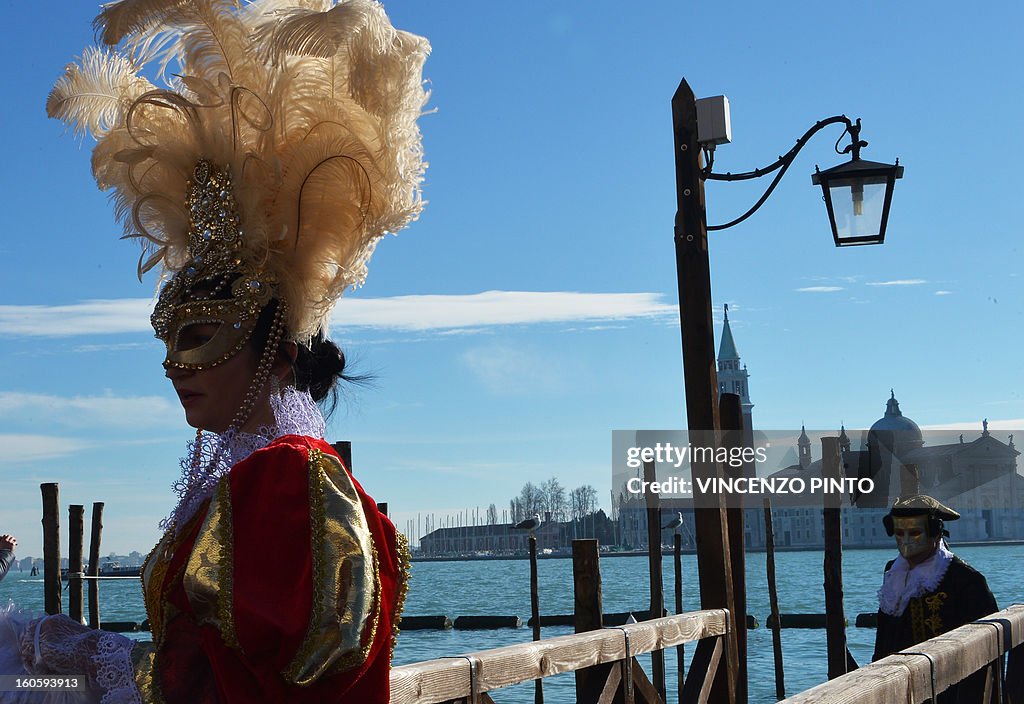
151,161,278,371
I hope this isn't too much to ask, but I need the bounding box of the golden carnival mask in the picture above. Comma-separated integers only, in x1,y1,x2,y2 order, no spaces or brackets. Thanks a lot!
151,161,278,370
892,515,933,561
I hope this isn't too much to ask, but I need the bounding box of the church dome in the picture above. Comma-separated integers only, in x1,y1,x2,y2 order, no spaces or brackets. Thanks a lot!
868,390,923,451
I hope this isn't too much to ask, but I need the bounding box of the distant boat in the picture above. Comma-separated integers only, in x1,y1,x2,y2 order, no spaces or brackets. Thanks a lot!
60,562,141,579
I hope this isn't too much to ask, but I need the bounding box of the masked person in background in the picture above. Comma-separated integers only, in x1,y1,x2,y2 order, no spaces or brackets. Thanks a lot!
0,535,15,583
0,1,428,701
873,495,997,702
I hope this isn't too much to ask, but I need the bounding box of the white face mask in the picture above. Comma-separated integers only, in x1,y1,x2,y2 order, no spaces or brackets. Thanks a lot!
893,515,934,561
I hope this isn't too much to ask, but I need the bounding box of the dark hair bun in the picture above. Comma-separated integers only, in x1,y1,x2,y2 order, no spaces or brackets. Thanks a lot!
295,333,346,403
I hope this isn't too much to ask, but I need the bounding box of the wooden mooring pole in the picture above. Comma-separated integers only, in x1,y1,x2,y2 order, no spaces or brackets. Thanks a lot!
643,459,667,702
88,502,104,629
528,534,543,704
675,531,685,703
68,504,84,623
720,393,748,703
763,498,785,699
821,437,848,680
573,539,606,701
41,483,62,615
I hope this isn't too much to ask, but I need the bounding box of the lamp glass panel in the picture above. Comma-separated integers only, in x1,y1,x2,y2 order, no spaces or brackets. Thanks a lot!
828,181,886,239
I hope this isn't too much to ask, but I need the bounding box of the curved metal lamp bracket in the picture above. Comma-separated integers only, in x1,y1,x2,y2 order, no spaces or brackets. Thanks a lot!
702,115,864,231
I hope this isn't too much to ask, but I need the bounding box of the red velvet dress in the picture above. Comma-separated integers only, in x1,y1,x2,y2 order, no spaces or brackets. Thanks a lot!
136,436,408,703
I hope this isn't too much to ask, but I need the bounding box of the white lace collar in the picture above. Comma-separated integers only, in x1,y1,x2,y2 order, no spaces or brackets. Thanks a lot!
161,385,326,534
878,542,954,616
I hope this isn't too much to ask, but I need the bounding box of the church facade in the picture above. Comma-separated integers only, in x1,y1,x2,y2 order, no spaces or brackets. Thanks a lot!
615,307,1023,550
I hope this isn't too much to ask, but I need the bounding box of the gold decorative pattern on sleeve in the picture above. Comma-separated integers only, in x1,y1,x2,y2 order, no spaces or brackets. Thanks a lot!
182,478,239,649
390,531,411,659
283,448,378,685
132,642,162,704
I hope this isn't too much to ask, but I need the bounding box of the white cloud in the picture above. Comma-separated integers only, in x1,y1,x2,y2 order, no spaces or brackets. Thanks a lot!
0,434,93,462
460,344,570,396
0,299,153,336
866,279,927,286
0,291,677,337
795,286,844,293
934,290,953,296
0,391,179,428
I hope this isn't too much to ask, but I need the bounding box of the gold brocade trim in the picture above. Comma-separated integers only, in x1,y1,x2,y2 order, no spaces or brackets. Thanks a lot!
215,479,238,649
183,478,239,650
390,531,411,660
910,598,925,643
131,642,162,704
141,515,202,704
283,448,378,685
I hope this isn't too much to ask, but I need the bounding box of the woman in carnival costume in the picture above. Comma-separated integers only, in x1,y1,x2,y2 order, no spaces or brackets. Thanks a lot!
0,1,428,701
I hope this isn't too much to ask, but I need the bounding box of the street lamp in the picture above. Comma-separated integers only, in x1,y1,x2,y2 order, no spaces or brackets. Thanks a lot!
669,78,904,704
701,110,903,245
812,120,904,246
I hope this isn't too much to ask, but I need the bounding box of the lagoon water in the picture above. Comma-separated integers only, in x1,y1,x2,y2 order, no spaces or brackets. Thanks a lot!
3,544,1021,702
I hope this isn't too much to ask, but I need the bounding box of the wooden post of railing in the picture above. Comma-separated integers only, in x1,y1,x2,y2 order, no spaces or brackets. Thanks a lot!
573,539,606,701
332,441,352,472
68,504,85,624
643,458,666,701
675,531,685,703
41,483,62,615
763,498,785,699
528,534,543,704
88,502,104,629
821,437,848,680
900,462,919,497
720,393,748,703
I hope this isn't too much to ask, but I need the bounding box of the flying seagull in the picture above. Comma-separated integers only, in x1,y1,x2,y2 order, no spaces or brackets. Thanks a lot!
514,514,542,536
662,512,684,531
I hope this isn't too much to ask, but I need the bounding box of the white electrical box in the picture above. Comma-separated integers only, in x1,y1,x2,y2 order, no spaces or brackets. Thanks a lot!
696,95,731,146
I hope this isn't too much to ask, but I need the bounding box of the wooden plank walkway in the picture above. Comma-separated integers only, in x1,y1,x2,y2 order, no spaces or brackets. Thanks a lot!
389,609,729,704
780,604,1024,703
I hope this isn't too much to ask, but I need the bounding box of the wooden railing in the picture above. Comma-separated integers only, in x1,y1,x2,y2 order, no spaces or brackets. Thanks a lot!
389,609,730,704
781,604,1024,703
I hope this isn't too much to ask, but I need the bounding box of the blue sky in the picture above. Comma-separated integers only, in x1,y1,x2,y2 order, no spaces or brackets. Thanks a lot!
2,1,1022,557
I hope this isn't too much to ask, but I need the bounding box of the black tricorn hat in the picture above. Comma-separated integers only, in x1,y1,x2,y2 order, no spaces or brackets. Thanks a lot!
883,494,959,537
888,494,960,521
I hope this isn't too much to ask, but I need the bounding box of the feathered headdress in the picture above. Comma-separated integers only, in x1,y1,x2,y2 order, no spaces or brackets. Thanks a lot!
48,0,429,343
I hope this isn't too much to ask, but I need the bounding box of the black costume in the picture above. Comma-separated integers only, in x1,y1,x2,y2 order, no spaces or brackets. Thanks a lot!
874,554,997,702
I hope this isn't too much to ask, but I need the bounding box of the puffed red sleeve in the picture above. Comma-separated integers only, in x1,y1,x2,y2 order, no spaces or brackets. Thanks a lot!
149,436,403,703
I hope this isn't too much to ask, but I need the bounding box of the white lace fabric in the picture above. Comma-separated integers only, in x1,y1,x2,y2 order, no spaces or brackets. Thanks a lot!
161,385,327,533
878,541,954,616
5,612,138,704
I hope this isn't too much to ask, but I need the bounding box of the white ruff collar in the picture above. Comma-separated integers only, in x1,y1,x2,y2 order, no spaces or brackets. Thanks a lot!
878,542,954,617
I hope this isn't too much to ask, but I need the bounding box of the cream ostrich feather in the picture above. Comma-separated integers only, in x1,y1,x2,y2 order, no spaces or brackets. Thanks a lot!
49,0,429,341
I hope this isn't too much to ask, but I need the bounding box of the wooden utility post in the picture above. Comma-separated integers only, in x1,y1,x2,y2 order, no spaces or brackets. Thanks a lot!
41,483,62,615
821,437,848,680
88,502,104,629
672,76,738,704
68,504,85,623
643,459,666,701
